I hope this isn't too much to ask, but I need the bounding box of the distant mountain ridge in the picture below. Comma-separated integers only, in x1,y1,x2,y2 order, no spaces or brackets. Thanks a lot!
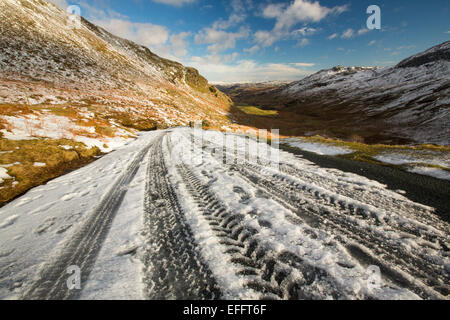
396,41,450,68
219,41,450,145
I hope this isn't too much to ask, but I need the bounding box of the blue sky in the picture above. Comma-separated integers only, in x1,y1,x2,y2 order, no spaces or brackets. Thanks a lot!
50,0,449,82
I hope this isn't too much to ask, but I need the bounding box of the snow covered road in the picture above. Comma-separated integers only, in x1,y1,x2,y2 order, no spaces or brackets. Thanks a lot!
0,128,449,300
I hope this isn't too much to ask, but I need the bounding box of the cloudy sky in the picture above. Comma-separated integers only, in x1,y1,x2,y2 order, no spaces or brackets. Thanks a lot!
49,0,449,83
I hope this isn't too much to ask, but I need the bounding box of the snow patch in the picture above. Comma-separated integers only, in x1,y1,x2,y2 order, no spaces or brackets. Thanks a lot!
0,167,12,184
283,138,353,156
33,162,46,167
408,166,450,181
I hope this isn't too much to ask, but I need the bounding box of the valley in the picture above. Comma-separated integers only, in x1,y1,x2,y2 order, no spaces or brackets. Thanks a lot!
0,0,448,301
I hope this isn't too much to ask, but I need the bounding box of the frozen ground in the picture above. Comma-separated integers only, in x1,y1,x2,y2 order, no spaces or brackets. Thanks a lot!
0,128,449,300
407,167,450,181
283,138,450,181
374,152,450,181
283,138,353,156
0,114,135,153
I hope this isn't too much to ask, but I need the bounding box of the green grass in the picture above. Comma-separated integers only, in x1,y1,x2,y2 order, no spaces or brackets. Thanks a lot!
237,105,279,117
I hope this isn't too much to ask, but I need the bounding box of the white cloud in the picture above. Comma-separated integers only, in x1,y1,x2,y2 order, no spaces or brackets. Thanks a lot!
188,57,314,82
254,28,316,48
244,45,260,55
357,28,370,35
195,0,251,54
296,38,310,47
331,28,370,40
262,3,286,19
262,0,348,32
368,40,377,46
254,30,283,47
81,4,189,61
290,62,315,67
397,45,416,50
341,28,354,39
213,13,246,30
94,18,170,48
256,0,346,48
151,0,196,7
212,0,251,30
327,33,338,40
195,27,249,53
292,27,318,37
170,32,191,57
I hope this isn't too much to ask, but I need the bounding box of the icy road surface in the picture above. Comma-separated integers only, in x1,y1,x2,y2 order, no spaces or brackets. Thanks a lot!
0,128,449,300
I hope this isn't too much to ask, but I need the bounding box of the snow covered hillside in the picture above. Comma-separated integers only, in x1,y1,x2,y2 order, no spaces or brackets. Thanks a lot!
219,42,450,145
0,0,233,130
0,128,448,300
0,0,236,205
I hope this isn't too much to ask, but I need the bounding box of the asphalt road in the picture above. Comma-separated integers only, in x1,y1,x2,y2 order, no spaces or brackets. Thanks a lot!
280,144,450,223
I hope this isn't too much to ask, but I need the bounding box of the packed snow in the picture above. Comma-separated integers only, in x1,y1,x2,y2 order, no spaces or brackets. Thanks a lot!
283,138,353,156
408,166,450,181
0,130,161,299
33,162,46,167
0,114,135,153
374,152,450,168
0,128,448,300
0,168,12,184
374,151,450,181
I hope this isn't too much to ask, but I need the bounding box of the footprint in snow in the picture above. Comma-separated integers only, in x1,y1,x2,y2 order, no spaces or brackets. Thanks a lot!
79,189,91,197
257,219,272,229
15,198,31,207
0,215,19,229
29,202,57,215
116,243,140,256
13,234,23,241
56,224,72,234
255,189,269,199
35,217,57,235
0,249,15,258
61,193,76,201
233,186,251,203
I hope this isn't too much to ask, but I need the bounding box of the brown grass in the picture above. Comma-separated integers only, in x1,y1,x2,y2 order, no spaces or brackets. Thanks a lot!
106,112,157,131
0,104,34,116
0,138,100,206
95,125,115,137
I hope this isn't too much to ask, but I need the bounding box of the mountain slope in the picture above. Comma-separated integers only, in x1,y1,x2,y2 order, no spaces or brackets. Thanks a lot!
219,42,450,145
0,0,232,130
0,0,235,205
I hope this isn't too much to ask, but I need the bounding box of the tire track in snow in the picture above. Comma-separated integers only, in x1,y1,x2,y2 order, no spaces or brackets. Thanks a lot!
176,163,346,300
232,163,448,299
22,136,159,300
278,164,436,223
199,135,448,299
141,134,221,299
